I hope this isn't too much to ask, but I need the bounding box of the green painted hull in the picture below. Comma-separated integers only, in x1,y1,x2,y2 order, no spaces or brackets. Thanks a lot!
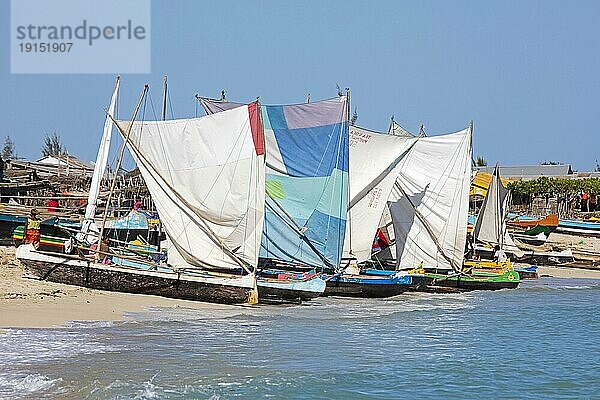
421,270,520,292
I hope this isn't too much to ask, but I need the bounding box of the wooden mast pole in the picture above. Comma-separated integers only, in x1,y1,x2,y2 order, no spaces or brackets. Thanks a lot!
97,85,149,260
345,87,353,264
161,75,168,121
158,76,168,250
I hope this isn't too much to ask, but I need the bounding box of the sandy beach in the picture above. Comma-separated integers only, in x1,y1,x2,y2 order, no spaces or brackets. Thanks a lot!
0,247,233,329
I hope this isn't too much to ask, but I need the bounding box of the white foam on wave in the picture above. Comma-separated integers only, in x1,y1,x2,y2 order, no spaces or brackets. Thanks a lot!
64,320,115,329
0,373,61,398
0,328,124,365
133,373,161,400
556,285,594,290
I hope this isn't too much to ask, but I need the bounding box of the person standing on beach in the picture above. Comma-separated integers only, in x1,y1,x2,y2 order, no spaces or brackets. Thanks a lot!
24,209,41,248
582,192,589,212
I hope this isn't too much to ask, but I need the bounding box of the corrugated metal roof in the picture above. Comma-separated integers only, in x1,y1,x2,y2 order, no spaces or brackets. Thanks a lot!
475,164,572,178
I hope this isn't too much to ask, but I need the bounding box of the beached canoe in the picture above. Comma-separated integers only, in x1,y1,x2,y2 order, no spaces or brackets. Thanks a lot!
16,244,257,305
322,272,413,298
557,218,600,237
514,265,539,280
419,269,520,292
507,214,558,230
257,270,326,302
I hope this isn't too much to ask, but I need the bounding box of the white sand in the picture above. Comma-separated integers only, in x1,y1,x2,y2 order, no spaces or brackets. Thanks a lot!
0,247,230,328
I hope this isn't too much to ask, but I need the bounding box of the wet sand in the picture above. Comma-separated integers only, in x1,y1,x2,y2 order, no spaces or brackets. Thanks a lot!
0,247,229,329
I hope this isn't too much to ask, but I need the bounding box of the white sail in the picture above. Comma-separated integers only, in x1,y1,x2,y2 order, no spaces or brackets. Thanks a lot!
473,166,509,246
77,76,120,243
388,120,415,137
342,126,416,262
390,126,472,271
116,102,265,271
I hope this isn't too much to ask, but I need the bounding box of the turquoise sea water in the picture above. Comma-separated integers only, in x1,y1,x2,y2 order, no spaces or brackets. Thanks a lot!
1,278,599,399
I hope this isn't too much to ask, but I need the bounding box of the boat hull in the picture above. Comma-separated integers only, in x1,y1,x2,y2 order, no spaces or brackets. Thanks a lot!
557,219,600,237
323,274,413,298
422,270,520,292
514,266,539,280
257,276,326,302
16,245,256,305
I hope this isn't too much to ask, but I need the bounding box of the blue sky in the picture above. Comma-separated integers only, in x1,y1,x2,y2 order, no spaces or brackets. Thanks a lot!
1,0,599,171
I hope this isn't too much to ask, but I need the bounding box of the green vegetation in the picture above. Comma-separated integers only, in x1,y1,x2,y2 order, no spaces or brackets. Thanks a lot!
475,156,487,167
507,177,600,196
41,132,66,157
2,135,16,160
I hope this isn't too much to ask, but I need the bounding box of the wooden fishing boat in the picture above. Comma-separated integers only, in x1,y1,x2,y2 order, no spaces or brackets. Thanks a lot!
17,82,267,305
17,244,257,304
0,213,72,245
201,95,350,302
514,265,538,280
464,259,536,280
507,214,558,230
257,269,326,303
418,269,520,292
473,243,574,265
12,210,157,253
557,218,600,237
506,214,558,245
322,271,413,298
12,225,66,252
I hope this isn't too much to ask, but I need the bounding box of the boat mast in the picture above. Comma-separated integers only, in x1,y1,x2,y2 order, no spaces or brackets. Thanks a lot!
161,75,168,121
77,75,120,243
495,165,505,250
97,85,149,260
345,88,353,263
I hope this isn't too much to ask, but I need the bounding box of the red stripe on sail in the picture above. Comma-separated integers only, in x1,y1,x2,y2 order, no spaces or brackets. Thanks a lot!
248,101,264,156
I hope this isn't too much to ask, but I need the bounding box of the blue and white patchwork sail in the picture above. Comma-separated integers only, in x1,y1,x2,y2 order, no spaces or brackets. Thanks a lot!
201,97,349,269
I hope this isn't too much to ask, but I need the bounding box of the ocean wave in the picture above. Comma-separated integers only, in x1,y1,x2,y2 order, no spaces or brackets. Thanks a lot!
0,373,61,399
133,374,160,400
0,328,123,365
64,320,115,329
520,284,598,293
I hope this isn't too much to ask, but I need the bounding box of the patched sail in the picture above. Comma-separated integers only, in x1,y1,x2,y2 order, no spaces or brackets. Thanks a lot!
389,126,472,271
116,102,265,271
201,97,349,269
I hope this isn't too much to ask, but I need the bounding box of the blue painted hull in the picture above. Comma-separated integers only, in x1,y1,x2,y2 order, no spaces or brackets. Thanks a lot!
558,219,600,236
257,275,326,302
323,273,413,298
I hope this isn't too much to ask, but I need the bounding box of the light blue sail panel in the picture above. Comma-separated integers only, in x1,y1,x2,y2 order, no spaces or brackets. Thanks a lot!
260,99,349,268
199,96,349,269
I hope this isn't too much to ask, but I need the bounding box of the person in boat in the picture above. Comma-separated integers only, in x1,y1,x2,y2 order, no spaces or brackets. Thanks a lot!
493,245,507,263
465,233,475,260
24,209,41,248
90,237,112,264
